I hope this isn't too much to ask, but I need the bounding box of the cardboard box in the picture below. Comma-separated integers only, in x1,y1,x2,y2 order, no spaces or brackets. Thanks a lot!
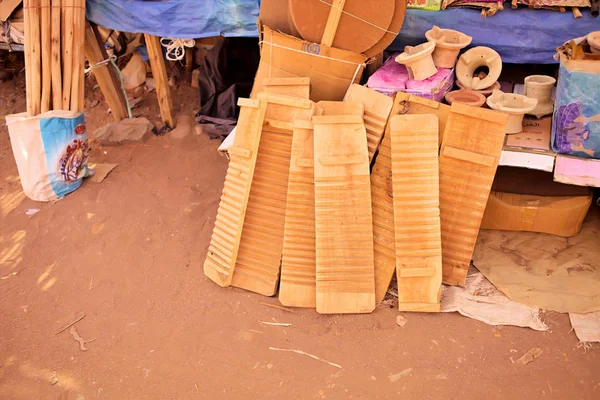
481,167,593,237
259,0,293,35
500,116,557,172
251,23,367,102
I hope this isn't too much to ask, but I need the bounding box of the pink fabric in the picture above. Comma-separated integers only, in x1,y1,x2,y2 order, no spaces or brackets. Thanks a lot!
405,68,452,90
367,53,452,92
367,56,409,91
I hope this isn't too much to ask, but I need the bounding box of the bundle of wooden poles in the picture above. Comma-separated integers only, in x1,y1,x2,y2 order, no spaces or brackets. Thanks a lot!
23,0,86,117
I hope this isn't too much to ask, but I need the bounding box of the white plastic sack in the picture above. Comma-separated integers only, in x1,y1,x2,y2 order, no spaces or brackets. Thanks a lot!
6,111,91,202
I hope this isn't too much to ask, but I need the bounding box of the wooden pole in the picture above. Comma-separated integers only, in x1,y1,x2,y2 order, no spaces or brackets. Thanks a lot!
572,7,583,18
78,0,86,112
51,0,62,109
144,34,176,128
84,22,129,121
41,0,52,113
24,0,34,116
70,0,83,113
62,0,74,110
31,0,42,116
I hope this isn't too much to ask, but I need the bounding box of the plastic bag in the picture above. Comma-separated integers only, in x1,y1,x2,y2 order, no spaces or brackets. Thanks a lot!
6,111,92,202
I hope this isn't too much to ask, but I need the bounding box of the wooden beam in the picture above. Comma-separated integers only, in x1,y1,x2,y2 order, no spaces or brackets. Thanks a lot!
40,0,51,113
321,0,346,47
70,0,84,113
51,0,62,109
84,22,129,121
144,34,175,128
62,0,74,110
29,0,42,116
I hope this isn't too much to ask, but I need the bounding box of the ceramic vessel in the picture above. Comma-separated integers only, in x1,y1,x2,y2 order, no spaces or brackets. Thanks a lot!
523,75,556,118
456,46,502,90
456,79,500,97
445,89,486,107
395,42,437,81
587,31,600,52
425,26,472,68
486,90,538,134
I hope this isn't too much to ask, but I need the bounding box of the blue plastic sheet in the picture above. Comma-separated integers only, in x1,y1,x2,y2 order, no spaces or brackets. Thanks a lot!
86,0,260,38
86,2,598,64
393,8,599,64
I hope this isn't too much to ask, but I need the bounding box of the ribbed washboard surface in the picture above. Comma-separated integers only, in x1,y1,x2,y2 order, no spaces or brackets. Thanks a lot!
203,98,268,287
231,92,315,296
313,114,375,314
279,102,361,308
344,84,393,161
394,92,450,147
279,119,317,307
439,103,508,286
390,115,442,312
370,93,408,303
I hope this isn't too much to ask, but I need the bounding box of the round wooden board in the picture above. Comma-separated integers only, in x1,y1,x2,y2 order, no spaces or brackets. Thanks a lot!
363,0,406,58
289,0,395,54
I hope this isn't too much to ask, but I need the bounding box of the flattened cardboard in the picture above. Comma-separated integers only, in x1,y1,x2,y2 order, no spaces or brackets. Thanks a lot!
251,23,366,102
259,0,293,35
481,167,592,237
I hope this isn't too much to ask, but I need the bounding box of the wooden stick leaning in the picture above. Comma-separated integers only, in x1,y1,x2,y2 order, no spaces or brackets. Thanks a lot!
24,0,34,116
31,0,42,116
70,0,84,113
40,0,52,113
51,0,62,109
62,0,74,110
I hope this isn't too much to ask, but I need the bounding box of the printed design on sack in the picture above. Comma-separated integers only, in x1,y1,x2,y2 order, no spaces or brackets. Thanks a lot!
302,42,320,55
59,138,90,183
554,103,597,157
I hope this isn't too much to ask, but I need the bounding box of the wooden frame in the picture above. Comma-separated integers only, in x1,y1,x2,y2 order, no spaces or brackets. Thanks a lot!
145,34,176,128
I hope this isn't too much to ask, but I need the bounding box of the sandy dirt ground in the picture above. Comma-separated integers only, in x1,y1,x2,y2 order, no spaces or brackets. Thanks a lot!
0,71,599,400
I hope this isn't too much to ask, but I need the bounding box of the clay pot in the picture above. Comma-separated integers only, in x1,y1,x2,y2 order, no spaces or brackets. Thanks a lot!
587,31,600,52
456,46,502,90
445,89,486,107
456,79,500,97
486,90,538,134
523,75,556,119
395,42,437,81
425,26,472,69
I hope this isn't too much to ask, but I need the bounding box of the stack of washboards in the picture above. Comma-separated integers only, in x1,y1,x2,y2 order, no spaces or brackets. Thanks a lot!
203,78,509,314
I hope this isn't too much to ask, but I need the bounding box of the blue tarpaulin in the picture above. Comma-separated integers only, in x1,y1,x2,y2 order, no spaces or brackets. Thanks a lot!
86,0,261,38
392,8,599,64
86,1,598,64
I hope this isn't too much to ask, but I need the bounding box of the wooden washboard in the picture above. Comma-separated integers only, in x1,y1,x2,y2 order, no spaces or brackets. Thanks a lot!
390,114,442,312
231,92,316,295
313,114,375,314
203,98,268,287
439,103,508,286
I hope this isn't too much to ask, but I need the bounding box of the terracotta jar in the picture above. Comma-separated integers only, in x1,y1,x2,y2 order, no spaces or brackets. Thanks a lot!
486,90,538,134
523,75,556,119
456,46,502,90
456,79,500,97
395,42,437,81
425,26,472,68
445,89,486,107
